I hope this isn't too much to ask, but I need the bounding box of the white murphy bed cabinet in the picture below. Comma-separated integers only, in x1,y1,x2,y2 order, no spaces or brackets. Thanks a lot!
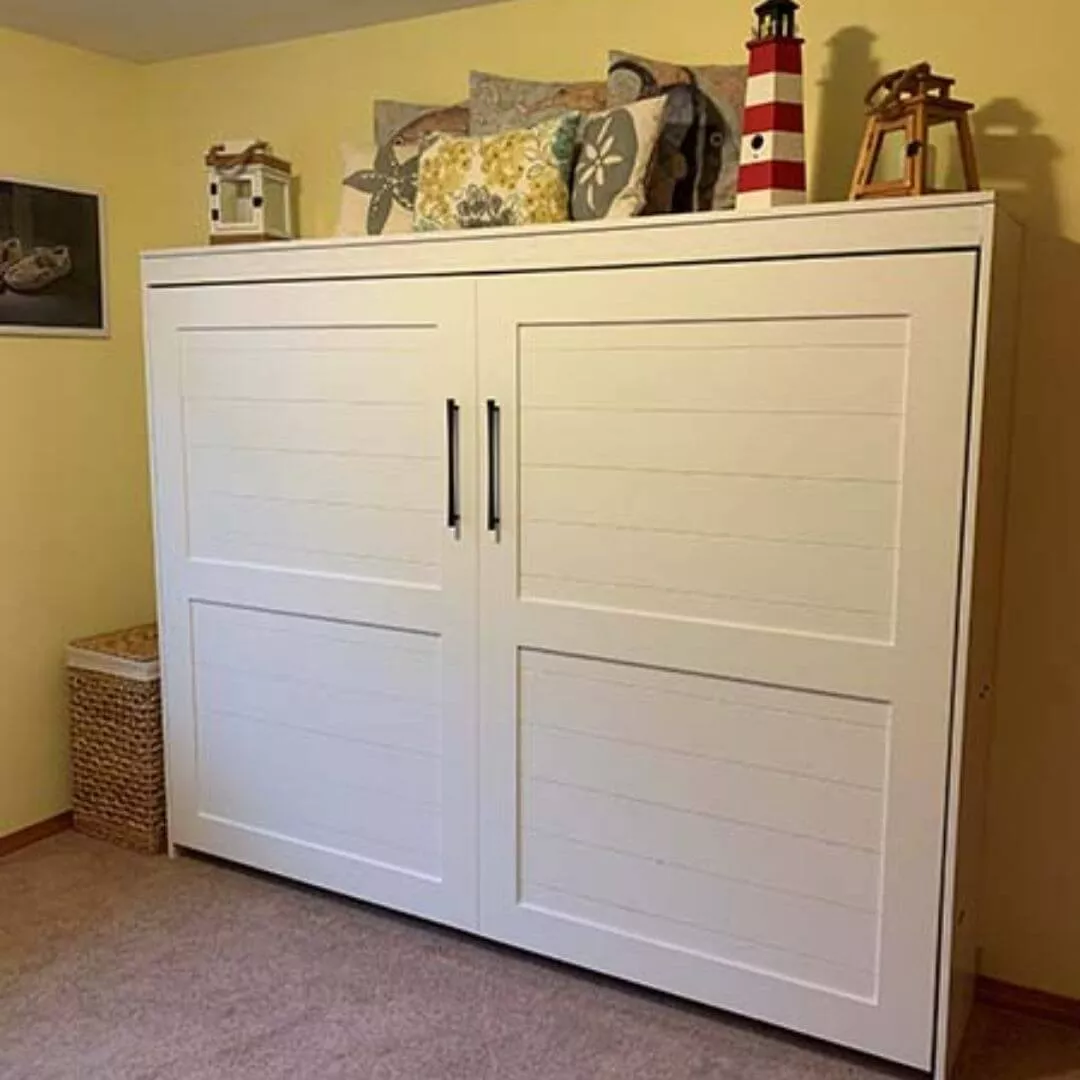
143,193,1020,1075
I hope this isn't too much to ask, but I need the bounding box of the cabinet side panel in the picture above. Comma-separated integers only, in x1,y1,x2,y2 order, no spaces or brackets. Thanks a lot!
940,211,1023,1078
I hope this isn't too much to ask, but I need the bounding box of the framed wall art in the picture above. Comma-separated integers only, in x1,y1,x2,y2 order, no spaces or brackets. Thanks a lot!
0,179,107,337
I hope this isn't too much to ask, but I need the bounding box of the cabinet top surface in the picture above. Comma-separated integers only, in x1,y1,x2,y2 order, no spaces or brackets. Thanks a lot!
142,192,1003,288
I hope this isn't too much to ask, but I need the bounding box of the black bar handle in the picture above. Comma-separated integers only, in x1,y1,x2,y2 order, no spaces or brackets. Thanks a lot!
486,399,501,534
446,398,460,531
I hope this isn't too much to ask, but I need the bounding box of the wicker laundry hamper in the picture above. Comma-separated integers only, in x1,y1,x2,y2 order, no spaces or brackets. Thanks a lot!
66,624,166,854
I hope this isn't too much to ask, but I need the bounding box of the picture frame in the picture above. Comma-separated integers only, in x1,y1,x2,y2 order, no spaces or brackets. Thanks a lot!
0,178,108,338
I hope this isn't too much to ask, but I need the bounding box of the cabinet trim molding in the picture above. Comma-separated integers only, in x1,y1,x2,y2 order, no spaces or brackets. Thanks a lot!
143,193,998,288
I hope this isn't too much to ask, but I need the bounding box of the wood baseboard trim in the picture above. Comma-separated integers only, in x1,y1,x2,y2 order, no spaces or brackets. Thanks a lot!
977,975,1080,1029
0,811,73,858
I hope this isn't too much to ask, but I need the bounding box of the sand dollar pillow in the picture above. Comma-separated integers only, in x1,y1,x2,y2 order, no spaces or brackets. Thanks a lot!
415,112,580,232
572,95,668,221
338,144,416,236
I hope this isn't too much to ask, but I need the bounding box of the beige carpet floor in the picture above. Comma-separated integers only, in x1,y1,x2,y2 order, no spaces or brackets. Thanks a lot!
2,833,1079,1080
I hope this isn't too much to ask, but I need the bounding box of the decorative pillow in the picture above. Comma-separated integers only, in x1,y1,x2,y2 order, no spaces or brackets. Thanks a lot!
572,95,669,221
338,144,414,237
415,112,580,232
470,71,608,136
373,100,470,150
337,102,469,237
607,52,747,213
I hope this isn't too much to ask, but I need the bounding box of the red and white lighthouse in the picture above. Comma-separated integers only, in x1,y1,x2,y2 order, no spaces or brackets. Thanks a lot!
736,0,807,210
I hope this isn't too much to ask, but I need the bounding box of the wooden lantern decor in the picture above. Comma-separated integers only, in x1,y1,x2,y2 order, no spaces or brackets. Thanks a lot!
736,0,808,211
206,140,294,244
850,63,980,200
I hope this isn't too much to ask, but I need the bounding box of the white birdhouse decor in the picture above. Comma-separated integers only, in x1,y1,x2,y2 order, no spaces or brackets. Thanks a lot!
206,140,294,244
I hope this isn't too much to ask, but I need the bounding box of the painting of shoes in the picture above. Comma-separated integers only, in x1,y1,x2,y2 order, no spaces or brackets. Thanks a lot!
0,237,23,286
2,246,73,293
1,180,105,334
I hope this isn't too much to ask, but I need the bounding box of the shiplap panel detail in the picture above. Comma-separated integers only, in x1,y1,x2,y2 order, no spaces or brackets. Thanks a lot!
522,523,895,618
188,448,440,513
180,328,445,584
192,604,444,876
521,651,888,788
181,330,436,403
523,467,898,549
523,319,908,350
189,492,441,578
517,317,907,639
523,651,887,727
194,605,440,701
197,665,440,755
518,650,889,996
201,716,442,877
521,348,904,414
520,651,889,855
520,577,891,640
525,726,882,851
523,885,876,999
521,410,902,482
185,400,437,458
517,647,890,993
199,708,441,815
191,539,440,586
525,780,881,911
523,832,879,975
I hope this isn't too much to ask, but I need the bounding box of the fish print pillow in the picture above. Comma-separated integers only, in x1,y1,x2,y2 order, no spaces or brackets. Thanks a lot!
607,52,747,214
469,71,607,136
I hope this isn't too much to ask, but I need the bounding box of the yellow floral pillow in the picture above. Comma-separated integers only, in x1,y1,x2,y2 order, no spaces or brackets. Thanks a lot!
414,112,580,231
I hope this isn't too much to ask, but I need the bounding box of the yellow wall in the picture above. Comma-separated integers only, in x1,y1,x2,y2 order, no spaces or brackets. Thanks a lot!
135,0,1080,998
3,0,1078,999
0,29,155,835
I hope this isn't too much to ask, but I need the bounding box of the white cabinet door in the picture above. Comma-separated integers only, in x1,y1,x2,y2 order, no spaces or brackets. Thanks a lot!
477,253,978,1068
147,278,479,930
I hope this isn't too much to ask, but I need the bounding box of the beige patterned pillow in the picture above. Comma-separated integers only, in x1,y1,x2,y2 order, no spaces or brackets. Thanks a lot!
336,102,469,237
469,71,607,136
572,96,669,221
338,144,414,237
415,112,580,232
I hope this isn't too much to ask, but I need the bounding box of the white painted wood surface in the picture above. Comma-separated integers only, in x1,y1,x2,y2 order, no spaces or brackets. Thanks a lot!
937,206,1024,1078
142,198,1016,1079
477,254,978,1070
142,192,996,287
146,277,479,930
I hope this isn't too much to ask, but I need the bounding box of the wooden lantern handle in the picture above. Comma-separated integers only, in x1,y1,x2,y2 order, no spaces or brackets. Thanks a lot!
206,140,271,176
865,63,932,116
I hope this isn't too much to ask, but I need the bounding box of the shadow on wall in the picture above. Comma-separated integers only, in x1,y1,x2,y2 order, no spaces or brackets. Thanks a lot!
810,45,1080,989
811,26,882,202
973,98,1061,232
968,100,1080,994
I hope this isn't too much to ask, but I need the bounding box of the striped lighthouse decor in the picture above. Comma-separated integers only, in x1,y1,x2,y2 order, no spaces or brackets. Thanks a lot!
736,0,807,210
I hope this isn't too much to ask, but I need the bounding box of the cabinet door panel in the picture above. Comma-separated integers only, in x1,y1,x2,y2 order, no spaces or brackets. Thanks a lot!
147,278,478,930
477,254,978,1068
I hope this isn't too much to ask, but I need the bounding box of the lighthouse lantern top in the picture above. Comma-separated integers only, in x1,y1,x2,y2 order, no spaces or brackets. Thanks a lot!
752,0,800,41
